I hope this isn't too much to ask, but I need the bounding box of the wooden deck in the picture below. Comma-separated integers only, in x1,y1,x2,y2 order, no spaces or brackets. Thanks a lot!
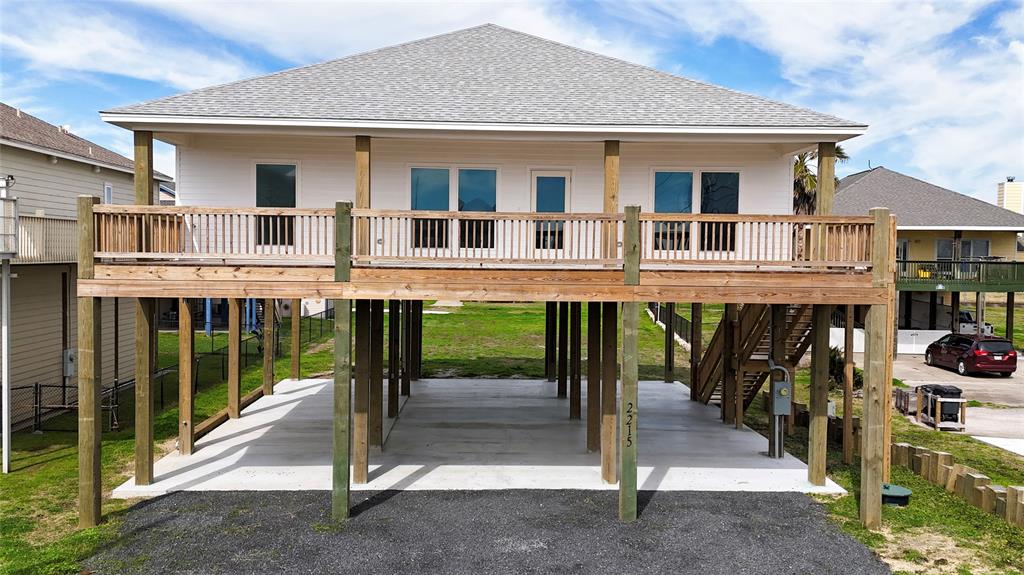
79,205,889,304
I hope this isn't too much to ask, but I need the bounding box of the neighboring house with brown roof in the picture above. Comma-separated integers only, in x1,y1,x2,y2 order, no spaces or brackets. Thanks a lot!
0,102,171,429
835,166,1024,345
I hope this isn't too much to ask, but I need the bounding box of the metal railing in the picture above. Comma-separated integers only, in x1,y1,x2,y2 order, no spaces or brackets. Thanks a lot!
896,259,1024,290
647,302,692,344
92,205,876,272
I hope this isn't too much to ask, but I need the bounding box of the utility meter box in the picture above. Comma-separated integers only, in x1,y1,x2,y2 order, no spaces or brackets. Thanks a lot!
772,378,792,416
63,348,77,377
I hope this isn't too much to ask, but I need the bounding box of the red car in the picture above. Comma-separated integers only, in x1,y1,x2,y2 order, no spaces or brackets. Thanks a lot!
925,334,1016,377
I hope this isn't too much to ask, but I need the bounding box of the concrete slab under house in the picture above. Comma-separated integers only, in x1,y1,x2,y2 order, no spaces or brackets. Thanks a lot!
78,24,895,529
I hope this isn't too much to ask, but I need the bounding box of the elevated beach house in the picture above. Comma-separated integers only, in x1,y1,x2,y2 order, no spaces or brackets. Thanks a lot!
82,25,895,528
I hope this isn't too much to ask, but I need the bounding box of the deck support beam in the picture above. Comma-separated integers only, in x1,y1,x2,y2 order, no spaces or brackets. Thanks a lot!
601,302,617,483
722,304,737,423
1007,292,1015,347
928,292,938,330
332,201,353,522
179,298,195,455
411,301,423,380
227,298,242,418
768,304,787,458
290,299,301,379
557,301,569,398
369,299,384,446
951,292,961,333
603,140,619,258
619,300,638,521
843,304,855,465
388,299,400,417
569,302,582,419
77,195,102,527
663,303,675,382
975,292,985,335
586,302,601,452
134,296,154,485
808,304,831,485
689,303,702,400
545,302,556,381
816,142,836,215
353,299,370,483
861,207,895,530
401,300,412,395
262,299,275,396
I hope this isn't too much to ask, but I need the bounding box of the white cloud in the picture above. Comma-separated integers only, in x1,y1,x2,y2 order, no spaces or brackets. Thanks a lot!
134,0,658,66
610,0,1024,202
0,4,255,90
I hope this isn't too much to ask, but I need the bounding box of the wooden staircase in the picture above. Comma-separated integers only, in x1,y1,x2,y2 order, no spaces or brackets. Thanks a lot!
694,304,814,409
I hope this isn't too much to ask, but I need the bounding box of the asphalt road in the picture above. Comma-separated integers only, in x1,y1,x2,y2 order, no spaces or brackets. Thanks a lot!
82,490,889,575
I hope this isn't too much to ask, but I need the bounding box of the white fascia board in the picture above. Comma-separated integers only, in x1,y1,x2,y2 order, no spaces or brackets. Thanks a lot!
0,139,174,182
100,112,867,140
899,225,1024,232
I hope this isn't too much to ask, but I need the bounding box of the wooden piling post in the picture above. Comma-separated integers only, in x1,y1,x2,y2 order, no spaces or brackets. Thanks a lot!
77,195,102,527
369,300,384,446
545,302,557,382
262,298,275,396
664,303,675,382
558,301,569,398
1007,292,1015,347
808,304,831,486
587,302,601,452
332,201,353,521
291,298,301,379
860,207,894,530
179,298,195,455
843,304,855,465
570,302,582,419
690,303,702,400
733,305,744,430
353,299,371,483
411,301,423,380
722,304,737,423
951,292,961,333
134,295,154,485
227,298,242,419
619,301,638,521
401,300,412,395
769,304,787,457
601,302,617,483
388,299,400,418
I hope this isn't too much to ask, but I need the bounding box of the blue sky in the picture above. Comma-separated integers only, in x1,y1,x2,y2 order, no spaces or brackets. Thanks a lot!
2,0,1021,202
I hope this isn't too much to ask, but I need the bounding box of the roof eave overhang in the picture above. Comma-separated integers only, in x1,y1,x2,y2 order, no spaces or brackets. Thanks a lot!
0,138,174,182
100,112,867,143
899,225,1024,232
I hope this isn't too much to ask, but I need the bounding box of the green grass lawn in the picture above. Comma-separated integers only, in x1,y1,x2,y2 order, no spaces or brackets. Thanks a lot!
0,319,334,575
985,304,1024,346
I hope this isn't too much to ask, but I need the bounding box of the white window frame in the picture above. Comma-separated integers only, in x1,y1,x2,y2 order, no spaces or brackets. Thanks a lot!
407,164,501,212
102,182,114,204
252,160,302,207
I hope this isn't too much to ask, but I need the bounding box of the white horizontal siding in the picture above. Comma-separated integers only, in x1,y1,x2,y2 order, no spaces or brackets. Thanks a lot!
176,135,794,215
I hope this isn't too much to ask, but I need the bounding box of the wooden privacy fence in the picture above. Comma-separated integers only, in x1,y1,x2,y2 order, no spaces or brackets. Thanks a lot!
892,442,1024,528
93,205,875,271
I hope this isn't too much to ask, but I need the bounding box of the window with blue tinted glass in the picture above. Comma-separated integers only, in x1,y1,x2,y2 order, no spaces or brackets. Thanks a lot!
654,171,692,250
411,167,450,248
535,176,566,249
458,169,497,249
699,172,739,251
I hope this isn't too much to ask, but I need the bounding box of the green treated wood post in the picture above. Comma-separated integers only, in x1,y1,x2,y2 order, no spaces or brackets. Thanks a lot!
558,301,568,398
586,302,601,452
619,300,639,522
77,195,102,527
262,298,275,396
623,206,640,286
332,201,353,522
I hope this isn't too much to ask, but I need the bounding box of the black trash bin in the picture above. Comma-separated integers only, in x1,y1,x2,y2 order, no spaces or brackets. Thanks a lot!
916,384,962,422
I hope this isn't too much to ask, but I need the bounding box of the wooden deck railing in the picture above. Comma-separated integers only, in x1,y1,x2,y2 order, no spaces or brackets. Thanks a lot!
896,259,1024,291
92,205,875,271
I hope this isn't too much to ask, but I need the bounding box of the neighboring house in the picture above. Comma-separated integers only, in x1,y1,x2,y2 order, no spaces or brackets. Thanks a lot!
82,24,894,528
835,166,1024,346
0,102,171,428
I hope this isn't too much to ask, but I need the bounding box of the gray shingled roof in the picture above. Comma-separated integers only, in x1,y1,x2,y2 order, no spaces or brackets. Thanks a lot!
1,103,171,180
104,24,864,129
835,167,1024,229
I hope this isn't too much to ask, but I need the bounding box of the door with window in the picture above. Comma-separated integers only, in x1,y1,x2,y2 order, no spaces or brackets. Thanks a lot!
699,172,739,257
532,171,570,258
650,171,693,258
256,163,296,253
896,238,910,275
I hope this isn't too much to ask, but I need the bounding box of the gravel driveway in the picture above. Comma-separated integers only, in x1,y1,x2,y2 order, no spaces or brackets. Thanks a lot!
83,490,889,575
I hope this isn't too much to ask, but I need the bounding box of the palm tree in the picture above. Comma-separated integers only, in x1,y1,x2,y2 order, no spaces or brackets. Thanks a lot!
793,145,848,214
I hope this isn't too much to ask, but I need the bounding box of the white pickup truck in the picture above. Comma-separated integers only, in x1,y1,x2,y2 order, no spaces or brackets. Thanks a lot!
958,311,994,336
